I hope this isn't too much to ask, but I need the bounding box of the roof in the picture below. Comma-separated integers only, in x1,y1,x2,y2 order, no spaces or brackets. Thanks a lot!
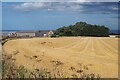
16,30,37,33
37,30,50,32
16,30,54,33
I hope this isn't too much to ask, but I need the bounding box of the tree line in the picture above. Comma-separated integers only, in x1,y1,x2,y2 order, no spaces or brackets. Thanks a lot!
54,22,110,37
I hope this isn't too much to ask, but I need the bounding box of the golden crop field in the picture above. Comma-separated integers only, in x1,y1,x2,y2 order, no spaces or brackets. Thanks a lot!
3,37,118,78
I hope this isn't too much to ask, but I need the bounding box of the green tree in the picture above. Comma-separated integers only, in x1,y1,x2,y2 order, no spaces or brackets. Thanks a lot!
55,22,110,37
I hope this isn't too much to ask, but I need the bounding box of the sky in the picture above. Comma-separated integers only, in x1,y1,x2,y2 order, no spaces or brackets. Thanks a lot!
2,2,119,30
1,0,120,2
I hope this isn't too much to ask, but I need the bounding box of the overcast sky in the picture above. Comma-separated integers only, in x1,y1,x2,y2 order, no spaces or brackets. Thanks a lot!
2,2,119,30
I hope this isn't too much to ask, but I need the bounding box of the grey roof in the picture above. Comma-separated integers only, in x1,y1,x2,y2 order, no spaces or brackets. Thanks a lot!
37,30,50,32
16,30,37,33
16,30,53,33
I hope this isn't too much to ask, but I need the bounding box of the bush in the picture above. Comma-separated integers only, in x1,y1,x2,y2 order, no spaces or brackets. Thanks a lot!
115,35,120,38
17,66,26,78
50,34,59,38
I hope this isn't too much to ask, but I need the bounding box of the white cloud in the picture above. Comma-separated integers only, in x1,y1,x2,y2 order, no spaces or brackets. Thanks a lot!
14,2,83,12
14,2,51,10
112,7,118,10
47,8,53,11
13,2,118,14
2,0,120,2
70,5,82,10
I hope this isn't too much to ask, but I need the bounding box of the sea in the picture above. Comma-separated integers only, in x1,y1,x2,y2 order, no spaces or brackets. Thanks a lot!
110,30,120,34
1,30,19,33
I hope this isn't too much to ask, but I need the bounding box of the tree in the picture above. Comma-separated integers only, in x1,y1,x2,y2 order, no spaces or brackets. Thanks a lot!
55,22,110,37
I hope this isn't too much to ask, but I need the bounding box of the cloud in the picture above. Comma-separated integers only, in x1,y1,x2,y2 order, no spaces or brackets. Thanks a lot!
2,0,120,2
47,8,53,11
12,2,118,14
75,0,119,2
13,2,83,12
112,7,118,10
14,2,51,11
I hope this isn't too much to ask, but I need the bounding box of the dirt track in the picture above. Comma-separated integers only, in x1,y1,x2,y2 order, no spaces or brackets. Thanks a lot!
3,37,118,78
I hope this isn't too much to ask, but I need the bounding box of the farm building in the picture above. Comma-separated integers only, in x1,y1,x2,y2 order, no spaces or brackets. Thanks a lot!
35,30,54,37
2,32,9,38
2,30,54,38
16,30,36,37
2,32,17,38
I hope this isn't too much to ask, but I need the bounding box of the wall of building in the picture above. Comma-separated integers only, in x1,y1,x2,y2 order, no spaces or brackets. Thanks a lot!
16,33,35,37
2,30,54,38
35,31,49,37
35,30,54,37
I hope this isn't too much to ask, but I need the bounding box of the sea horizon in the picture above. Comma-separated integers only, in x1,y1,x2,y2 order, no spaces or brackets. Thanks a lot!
1,29,119,34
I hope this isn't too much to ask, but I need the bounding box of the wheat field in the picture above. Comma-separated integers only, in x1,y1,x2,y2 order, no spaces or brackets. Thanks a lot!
3,37,118,78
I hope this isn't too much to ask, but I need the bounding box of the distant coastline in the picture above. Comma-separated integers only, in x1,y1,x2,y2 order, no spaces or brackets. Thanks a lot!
110,30,120,34
1,30,20,32
1,30,52,32
1,29,119,34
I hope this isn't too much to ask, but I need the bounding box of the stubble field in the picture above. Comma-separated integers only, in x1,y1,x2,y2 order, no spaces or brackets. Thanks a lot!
3,37,118,78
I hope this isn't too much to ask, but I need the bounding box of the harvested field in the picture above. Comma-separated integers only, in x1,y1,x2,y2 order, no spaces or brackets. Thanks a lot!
3,37,118,78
